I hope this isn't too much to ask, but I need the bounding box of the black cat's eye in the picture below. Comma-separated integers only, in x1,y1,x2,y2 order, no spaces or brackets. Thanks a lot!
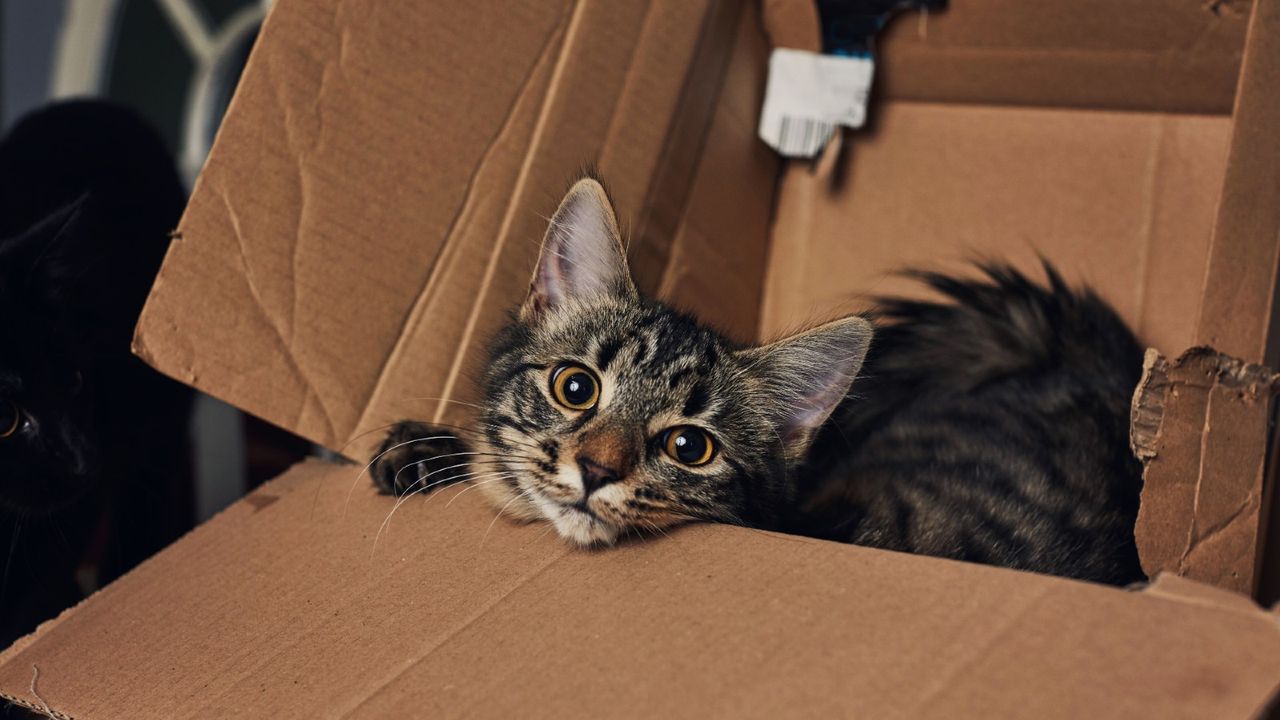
0,400,20,439
550,364,600,411
662,426,716,466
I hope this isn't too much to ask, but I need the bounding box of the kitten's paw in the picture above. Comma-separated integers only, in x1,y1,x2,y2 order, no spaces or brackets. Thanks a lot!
370,421,473,497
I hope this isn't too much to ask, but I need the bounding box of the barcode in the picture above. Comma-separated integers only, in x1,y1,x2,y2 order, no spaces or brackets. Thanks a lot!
756,49,873,158
771,116,834,157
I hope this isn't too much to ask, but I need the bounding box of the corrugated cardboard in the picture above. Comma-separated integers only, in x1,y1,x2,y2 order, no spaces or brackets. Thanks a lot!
1131,348,1280,593
5,0,1280,715
2,460,1279,719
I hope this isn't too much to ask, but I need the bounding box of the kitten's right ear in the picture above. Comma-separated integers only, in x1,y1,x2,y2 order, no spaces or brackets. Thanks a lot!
738,316,873,461
521,178,636,322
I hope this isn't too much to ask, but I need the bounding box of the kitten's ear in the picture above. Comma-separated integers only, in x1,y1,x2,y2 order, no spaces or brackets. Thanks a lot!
521,178,635,321
739,316,873,459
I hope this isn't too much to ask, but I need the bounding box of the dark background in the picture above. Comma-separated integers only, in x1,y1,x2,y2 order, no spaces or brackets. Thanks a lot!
2,0,312,524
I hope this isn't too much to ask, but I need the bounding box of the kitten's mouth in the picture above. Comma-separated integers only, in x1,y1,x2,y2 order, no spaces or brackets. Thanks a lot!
545,497,620,547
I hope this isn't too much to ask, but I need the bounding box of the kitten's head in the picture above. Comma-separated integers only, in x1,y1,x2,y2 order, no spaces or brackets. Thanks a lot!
480,178,871,545
0,199,101,511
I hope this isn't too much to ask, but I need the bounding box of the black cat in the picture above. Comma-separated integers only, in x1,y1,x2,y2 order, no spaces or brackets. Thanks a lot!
0,101,194,646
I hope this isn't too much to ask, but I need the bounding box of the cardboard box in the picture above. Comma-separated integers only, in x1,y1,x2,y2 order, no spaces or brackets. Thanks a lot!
5,0,1280,716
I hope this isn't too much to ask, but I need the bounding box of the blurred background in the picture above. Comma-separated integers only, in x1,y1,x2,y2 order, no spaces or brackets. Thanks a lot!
3,0,311,525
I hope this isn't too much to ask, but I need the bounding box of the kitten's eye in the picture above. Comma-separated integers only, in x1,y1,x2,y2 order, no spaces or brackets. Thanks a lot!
550,364,600,410
662,426,715,466
0,400,20,439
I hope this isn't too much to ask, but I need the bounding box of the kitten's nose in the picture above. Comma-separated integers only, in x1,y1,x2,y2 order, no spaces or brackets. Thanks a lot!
577,457,621,495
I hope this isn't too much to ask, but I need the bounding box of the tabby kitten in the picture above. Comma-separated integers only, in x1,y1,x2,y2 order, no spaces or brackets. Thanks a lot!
373,177,1143,585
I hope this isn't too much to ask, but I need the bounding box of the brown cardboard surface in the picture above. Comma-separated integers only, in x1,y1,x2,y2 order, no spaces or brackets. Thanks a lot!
762,101,1232,356
3,459,1279,719
1131,348,1279,594
1195,0,1280,364
875,0,1250,114
640,0,779,344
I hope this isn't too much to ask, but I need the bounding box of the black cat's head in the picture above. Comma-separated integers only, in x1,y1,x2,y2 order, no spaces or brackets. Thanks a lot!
0,199,102,511
478,178,872,545
0,100,187,514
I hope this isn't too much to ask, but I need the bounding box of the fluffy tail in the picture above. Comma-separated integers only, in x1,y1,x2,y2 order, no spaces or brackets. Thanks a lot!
864,262,1144,401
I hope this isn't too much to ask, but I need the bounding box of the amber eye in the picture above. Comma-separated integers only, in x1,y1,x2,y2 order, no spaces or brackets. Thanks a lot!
0,400,20,439
550,364,600,410
663,426,716,466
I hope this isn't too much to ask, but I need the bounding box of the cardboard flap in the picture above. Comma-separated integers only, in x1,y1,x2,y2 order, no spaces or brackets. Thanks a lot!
1194,0,1280,364
1143,573,1272,616
3,459,1279,719
1130,347,1279,595
875,0,1249,114
134,0,770,459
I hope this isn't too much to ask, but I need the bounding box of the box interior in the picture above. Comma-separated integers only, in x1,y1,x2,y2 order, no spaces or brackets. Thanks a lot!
762,103,1232,356
5,0,1280,716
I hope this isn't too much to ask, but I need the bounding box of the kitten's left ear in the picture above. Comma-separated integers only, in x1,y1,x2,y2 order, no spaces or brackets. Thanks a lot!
738,316,873,460
521,178,636,322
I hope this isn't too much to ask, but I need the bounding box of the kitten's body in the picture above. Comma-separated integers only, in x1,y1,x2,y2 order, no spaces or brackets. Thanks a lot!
791,267,1144,585
374,178,1143,585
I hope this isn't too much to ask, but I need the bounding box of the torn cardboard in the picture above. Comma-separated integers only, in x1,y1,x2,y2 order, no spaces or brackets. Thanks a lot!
3,460,1279,720
1130,347,1280,594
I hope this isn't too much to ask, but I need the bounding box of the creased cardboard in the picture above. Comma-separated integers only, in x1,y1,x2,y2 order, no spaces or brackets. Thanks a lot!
1130,347,1279,594
3,460,1280,720
5,0,1275,714
134,0,751,459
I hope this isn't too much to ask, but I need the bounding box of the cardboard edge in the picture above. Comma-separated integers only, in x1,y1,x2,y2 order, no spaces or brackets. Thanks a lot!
1142,572,1277,617
1194,0,1280,362
1132,346,1280,595
0,691,67,720
1129,348,1169,462
0,459,331,666
0,459,336,719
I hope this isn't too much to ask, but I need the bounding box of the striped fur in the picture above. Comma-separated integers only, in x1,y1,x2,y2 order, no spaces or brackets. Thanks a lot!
373,178,1144,585
792,263,1145,584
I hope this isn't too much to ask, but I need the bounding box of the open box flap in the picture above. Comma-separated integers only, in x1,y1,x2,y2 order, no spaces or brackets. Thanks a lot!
875,0,1250,115
2,459,1278,719
759,0,1250,114
134,0,773,460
